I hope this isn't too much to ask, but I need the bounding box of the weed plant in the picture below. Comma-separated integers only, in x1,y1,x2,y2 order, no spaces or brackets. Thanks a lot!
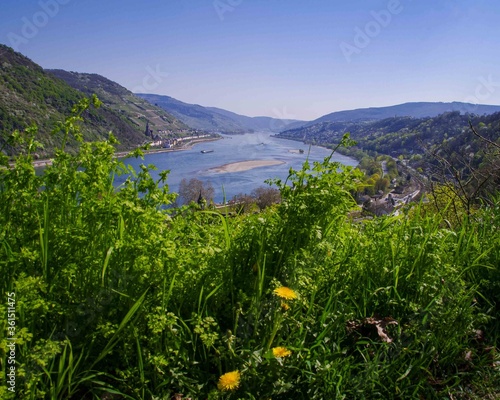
0,98,499,399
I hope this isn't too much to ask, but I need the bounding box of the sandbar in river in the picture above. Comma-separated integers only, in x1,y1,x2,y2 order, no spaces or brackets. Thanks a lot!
209,160,285,173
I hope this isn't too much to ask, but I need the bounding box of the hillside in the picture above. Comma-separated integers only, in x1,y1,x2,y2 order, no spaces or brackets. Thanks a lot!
278,111,500,159
0,45,191,157
305,101,500,126
136,93,305,133
47,70,191,136
278,111,500,201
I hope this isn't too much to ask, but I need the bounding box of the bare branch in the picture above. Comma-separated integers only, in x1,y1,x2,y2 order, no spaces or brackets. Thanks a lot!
469,121,500,150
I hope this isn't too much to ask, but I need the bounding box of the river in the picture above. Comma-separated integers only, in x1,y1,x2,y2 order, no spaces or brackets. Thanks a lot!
115,132,358,203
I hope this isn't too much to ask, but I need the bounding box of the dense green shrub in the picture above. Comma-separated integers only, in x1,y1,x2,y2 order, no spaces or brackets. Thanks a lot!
0,99,499,399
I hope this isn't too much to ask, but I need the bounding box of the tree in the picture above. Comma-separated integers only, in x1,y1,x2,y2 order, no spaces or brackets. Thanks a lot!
251,186,281,210
375,177,390,193
422,120,500,219
231,193,255,214
178,178,214,206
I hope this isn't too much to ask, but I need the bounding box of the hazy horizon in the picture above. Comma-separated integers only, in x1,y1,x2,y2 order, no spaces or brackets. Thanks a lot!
1,0,500,120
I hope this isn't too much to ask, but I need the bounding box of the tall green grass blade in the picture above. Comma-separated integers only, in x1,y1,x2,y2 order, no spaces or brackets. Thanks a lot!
135,334,145,399
38,197,49,283
202,210,231,249
91,289,148,368
101,246,114,287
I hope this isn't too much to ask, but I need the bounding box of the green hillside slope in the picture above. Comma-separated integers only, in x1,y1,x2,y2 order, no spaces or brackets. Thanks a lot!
0,45,191,157
47,69,191,137
278,111,500,160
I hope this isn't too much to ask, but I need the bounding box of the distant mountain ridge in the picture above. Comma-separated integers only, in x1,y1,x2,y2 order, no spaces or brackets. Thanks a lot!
136,93,305,133
306,102,500,126
136,94,500,134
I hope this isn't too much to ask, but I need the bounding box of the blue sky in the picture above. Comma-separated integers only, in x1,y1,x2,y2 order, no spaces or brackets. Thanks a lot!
1,0,500,120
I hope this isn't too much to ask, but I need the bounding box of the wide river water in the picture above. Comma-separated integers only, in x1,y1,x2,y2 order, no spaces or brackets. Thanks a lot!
115,132,358,203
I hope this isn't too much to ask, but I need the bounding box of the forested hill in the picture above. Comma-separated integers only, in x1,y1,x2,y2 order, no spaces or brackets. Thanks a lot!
277,111,500,194
0,45,189,157
278,111,500,159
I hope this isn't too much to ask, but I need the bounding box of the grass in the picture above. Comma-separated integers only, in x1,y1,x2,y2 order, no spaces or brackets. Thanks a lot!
0,99,499,399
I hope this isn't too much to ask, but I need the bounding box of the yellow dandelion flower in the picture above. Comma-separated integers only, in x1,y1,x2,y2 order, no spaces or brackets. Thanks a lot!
281,301,290,311
273,347,292,358
217,370,241,391
273,286,297,300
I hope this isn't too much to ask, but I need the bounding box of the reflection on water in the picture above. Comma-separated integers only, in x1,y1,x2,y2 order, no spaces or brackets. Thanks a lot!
115,132,358,203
